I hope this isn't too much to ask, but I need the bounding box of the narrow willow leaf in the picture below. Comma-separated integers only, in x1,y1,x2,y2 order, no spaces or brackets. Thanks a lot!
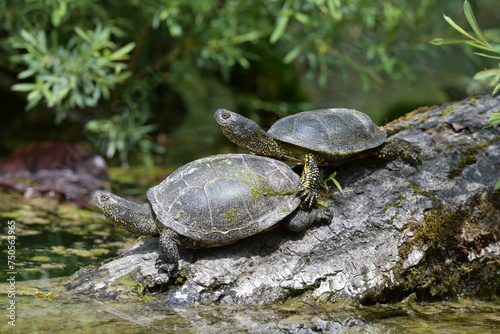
74,27,92,44
327,0,342,20
112,71,133,83
11,83,36,92
270,15,289,44
51,0,67,27
325,172,343,192
19,29,32,41
237,57,250,69
107,132,117,158
487,112,500,125
25,90,43,110
284,45,302,64
18,68,37,79
465,41,498,52
294,12,311,24
490,43,500,53
108,42,136,61
493,83,500,96
101,84,110,99
463,0,488,44
473,68,500,80
443,14,475,40
473,52,500,60
494,178,500,192
270,3,290,44
429,38,471,45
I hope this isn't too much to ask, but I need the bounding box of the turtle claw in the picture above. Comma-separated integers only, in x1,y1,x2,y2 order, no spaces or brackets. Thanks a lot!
402,149,422,166
298,186,319,208
155,258,177,276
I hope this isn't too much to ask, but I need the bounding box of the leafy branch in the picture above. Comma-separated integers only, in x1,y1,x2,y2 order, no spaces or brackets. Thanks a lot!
430,0,500,191
85,107,165,168
430,0,500,96
10,24,135,122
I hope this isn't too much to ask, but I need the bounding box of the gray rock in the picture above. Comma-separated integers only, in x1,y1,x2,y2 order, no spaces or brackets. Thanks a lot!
65,92,500,303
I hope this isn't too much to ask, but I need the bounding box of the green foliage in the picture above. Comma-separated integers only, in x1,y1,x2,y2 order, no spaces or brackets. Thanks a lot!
10,25,135,121
322,171,343,193
486,112,500,127
429,1,500,191
85,107,165,168
1,1,488,166
430,0,500,95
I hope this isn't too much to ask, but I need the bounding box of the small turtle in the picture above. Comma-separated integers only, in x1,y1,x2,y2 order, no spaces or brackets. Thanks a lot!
214,108,421,205
94,153,328,277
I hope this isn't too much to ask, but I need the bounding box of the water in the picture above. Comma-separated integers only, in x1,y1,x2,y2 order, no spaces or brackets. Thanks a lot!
0,192,134,282
1,279,499,334
0,165,167,282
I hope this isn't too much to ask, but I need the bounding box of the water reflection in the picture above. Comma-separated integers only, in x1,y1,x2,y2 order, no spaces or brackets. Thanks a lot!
2,280,499,334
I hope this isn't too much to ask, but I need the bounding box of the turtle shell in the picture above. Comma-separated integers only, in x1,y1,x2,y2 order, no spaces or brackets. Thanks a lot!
146,153,300,246
267,108,387,154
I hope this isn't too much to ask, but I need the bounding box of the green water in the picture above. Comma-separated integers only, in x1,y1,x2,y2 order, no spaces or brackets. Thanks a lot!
1,280,499,334
0,166,167,282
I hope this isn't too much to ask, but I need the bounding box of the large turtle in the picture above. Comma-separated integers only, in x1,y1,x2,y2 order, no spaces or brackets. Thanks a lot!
94,153,328,277
214,108,421,206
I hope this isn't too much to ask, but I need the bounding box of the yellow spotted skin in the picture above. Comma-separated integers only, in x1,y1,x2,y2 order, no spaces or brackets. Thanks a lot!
214,108,421,206
369,137,421,165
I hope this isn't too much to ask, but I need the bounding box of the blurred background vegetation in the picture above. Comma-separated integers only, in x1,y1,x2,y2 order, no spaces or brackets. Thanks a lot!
1,0,499,169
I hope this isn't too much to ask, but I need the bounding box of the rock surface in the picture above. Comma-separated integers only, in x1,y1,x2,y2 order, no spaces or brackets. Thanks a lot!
65,93,500,304
0,141,108,203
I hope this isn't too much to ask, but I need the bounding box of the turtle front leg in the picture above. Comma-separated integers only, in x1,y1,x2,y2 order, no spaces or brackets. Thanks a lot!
370,137,422,166
298,152,321,207
156,228,190,277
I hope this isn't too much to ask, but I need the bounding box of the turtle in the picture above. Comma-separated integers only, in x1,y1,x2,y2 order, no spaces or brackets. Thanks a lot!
94,153,328,277
214,108,421,206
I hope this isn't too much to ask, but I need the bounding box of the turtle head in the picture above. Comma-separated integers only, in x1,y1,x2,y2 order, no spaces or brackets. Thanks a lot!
94,190,159,236
214,109,265,146
214,109,284,156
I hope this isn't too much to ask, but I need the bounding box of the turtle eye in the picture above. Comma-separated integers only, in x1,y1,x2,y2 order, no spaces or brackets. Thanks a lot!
221,112,231,119
101,194,109,201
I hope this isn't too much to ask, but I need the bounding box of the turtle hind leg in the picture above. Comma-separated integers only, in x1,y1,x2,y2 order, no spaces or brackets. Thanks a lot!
298,152,321,208
379,125,404,136
370,137,422,166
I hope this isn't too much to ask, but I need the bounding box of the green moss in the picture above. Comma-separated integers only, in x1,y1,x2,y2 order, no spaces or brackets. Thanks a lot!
468,96,479,104
381,197,408,221
280,279,323,304
113,273,141,289
418,114,432,124
222,209,241,221
407,208,463,249
361,190,500,305
382,197,406,213
393,193,500,302
174,267,189,285
407,180,438,203
386,105,438,125
447,141,494,179
248,183,295,199
437,102,458,116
